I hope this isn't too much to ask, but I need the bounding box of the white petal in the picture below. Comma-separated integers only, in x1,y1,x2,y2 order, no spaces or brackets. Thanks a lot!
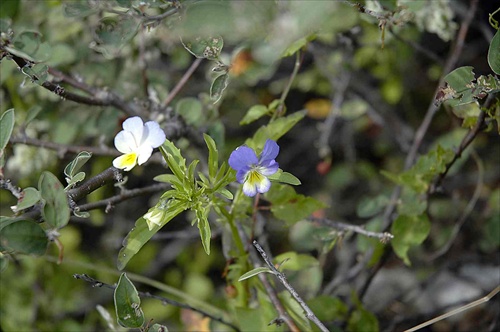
137,145,153,165
243,180,257,197
143,121,166,148
255,176,271,194
122,117,144,146
114,131,136,153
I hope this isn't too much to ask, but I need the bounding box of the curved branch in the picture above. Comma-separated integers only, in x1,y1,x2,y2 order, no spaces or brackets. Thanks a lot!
74,273,240,332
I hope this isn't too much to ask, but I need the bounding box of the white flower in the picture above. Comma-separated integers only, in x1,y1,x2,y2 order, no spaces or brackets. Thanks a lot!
112,117,166,171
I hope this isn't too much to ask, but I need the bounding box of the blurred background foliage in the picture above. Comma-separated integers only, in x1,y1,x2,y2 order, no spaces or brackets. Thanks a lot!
0,0,499,331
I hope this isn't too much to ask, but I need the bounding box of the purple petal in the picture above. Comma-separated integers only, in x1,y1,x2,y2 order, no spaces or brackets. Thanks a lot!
228,146,258,171
236,168,250,184
259,160,279,176
259,139,279,164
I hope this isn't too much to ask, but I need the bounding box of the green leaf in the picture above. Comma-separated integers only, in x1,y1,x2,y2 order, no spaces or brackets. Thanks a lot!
238,267,274,281
0,109,14,151
266,184,327,224
203,134,218,180
245,111,307,151
64,151,92,179
66,172,86,189
175,97,204,126
114,273,145,328
181,36,224,60
39,171,70,229
488,30,500,75
347,306,379,332
94,16,138,46
273,252,319,271
240,105,269,125
210,73,229,103
11,31,51,62
277,171,301,185
148,323,169,332
307,296,348,322
21,64,48,85
25,105,43,125
356,195,389,218
117,200,187,270
11,187,41,212
0,219,48,255
444,66,475,92
160,140,187,181
63,1,98,17
391,214,431,266
282,34,315,57
196,208,211,255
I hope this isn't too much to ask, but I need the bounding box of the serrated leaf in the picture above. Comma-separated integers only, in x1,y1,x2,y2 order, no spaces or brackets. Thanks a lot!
39,171,70,229
117,201,187,270
203,134,218,180
238,267,274,281
0,109,15,151
160,140,187,182
12,187,41,212
181,36,224,60
64,151,92,178
114,273,145,328
245,111,306,150
0,219,48,255
240,105,269,125
210,73,229,103
196,208,211,255
391,214,431,266
488,30,500,75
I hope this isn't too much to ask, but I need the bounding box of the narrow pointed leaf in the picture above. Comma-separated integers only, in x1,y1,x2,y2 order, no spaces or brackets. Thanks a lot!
238,267,274,281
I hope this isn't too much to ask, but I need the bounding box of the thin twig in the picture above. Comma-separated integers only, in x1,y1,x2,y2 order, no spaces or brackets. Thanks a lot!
310,217,394,243
3,49,139,116
236,223,300,332
427,149,483,260
404,286,500,332
275,51,304,117
76,183,169,213
74,273,240,332
253,240,330,332
163,57,203,106
9,136,119,158
429,110,487,194
0,179,23,199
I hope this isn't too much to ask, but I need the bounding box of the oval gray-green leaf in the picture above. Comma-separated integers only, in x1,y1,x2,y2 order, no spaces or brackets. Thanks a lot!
0,219,48,255
181,36,223,60
12,187,41,212
0,109,15,151
39,171,70,229
210,73,229,103
114,273,145,328
488,29,500,75
64,151,92,178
